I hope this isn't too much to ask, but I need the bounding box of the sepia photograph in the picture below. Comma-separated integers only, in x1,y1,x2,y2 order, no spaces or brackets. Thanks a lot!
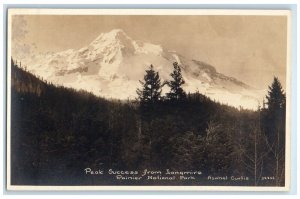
6,9,291,191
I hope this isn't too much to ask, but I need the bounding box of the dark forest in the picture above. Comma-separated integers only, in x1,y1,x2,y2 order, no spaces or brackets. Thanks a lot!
10,59,286,186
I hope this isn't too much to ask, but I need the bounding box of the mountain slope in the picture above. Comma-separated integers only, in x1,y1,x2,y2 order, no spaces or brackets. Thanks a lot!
21,29,264,109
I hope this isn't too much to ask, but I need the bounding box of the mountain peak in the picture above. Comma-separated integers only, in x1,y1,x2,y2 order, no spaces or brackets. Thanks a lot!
92,29,132,45
109,28,126,35
103,29,128,39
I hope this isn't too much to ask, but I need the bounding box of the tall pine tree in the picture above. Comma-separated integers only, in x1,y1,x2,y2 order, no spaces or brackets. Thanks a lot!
266,77,285,111
166,62,186,101
262,77,286,186
263,77,286,141
264,77,286,141
136,65,162,164
136,64,162,105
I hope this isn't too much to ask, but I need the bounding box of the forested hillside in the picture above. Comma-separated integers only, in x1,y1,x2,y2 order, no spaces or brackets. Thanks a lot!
10,59,286,186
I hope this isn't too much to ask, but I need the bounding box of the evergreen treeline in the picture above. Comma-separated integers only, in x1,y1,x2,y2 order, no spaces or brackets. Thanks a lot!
10,59,286,186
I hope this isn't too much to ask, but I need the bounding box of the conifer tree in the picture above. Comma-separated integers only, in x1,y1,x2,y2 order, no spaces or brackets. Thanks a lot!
136,64,162,105
166,62,186,101
136,65,162,165
263,77,286,186
266,77,286,111
263,77,286,143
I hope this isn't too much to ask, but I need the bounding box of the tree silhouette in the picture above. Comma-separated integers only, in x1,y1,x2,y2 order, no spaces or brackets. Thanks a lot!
264,77,286,140
166,62,186,101
266,77,286,111
262,77,286,186
136,64,162,105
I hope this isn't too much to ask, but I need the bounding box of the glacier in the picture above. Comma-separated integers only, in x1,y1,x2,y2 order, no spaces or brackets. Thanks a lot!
18,29,266,110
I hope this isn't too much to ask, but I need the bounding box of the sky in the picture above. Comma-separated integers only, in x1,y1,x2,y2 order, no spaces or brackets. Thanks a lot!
11,14,288,90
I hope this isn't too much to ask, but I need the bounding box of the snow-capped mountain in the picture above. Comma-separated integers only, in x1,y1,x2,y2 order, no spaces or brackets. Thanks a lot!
21,29,265,110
